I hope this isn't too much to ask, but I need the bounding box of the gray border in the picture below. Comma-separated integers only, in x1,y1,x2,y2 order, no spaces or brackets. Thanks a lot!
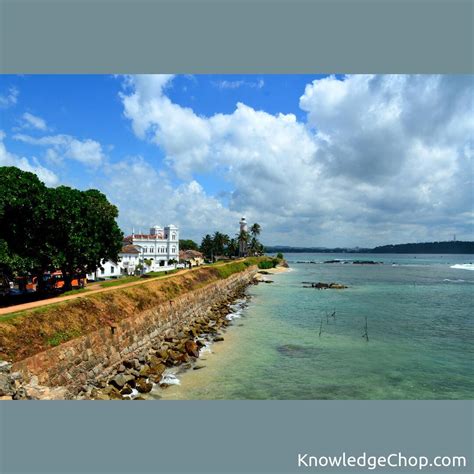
0,0,473,73
1,401,473,473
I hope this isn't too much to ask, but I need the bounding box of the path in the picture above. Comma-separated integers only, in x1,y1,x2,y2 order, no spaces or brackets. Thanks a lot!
0,261,242,317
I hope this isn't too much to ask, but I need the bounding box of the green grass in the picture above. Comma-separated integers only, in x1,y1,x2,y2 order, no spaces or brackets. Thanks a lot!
99,276,140,288
47,329,82,347
62,288,89,296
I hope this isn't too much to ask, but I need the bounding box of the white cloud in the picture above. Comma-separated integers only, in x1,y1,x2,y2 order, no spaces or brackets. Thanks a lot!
13,133,106,167
0,131,58,186
118,74,473,246
20,112,48,131
100,156,239,239
0,87,19,108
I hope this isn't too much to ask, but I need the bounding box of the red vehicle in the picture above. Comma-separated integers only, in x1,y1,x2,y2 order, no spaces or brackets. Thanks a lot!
44,271,87,291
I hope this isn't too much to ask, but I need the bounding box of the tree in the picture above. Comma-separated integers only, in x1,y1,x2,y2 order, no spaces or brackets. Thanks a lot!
0,168,123,291
212,231,230,256
200,234,214,260
277,252,284,259
179,239,199,251
237,229,249,257
250,223,261,239
0,167,51,278
46,186,123,290
226,238,239,257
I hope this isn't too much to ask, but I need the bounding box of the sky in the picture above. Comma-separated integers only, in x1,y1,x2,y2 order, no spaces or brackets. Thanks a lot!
0,74,472,247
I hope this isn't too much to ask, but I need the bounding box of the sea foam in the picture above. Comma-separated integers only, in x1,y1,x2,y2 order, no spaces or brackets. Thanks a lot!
450,263,474,271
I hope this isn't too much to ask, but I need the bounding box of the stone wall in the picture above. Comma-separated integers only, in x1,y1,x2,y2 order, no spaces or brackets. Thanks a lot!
12,267,257,395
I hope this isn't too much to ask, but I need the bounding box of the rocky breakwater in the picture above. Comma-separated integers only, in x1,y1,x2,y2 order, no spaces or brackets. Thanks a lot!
302,281,348,289
81,283,251,400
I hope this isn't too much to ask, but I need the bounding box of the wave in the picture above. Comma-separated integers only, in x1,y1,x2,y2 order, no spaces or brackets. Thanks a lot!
443,278,473,283
450,264,474,271
160,372,180,386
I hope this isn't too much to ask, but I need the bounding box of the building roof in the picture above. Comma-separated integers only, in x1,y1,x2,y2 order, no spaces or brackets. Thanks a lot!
179,250,204,260
120,244,141,255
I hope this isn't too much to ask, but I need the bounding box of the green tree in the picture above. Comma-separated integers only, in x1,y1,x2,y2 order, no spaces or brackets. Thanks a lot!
276,252,284,259
200,234,214,260
226,238,239,257
237,229,249,256
250,223,261,239
46,186,123,290
212,231,230,256
179,239,199,251
0,167,51,278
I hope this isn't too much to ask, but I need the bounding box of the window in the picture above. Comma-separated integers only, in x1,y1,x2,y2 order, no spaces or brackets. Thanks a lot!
101,269,105,275
111,266,115,274
172,246,176,253
172,233,176,240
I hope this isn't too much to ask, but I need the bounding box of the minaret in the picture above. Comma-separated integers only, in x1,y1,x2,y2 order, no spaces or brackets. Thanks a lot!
239,217,248,257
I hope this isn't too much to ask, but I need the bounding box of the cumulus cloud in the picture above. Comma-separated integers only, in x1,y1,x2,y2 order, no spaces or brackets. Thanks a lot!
0,87,19,108
118,74,473,246
13,133,106,167
100,156,240,238
20,112,48,131
0,131,58,186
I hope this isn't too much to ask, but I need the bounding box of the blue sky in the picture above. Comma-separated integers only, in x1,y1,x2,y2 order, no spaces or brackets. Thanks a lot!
0,74,472,246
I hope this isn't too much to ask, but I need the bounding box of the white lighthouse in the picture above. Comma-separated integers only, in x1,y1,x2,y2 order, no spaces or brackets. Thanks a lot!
239,217,248,257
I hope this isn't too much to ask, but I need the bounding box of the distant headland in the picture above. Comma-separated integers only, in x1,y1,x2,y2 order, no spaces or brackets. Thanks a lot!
265,241,474,254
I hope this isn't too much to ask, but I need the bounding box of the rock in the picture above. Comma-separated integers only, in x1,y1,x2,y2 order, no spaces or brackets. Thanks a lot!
136,378,153,393
213,336,224,342
156,349,169,360
184,340,200,358
133,396,146,400
123,360,135,369
120,385,133,395
0,361,12,373
193,365,206,370
0,373,14,396
12,387,28,400
148,363,166,377
109,373,135,389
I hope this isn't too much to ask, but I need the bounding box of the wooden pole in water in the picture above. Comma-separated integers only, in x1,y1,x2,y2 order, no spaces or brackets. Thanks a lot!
362,316,369,342
319,317,323,337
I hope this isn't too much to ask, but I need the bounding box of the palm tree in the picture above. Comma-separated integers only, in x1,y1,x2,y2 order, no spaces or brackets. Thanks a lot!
227,238,238,257
237,229,249,257
250,223,261,239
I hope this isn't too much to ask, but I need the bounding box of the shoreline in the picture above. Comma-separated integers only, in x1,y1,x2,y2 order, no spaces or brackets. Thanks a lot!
82,277,260,400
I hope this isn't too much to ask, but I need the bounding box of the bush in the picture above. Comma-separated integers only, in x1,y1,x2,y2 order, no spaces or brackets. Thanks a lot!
276,252,284,259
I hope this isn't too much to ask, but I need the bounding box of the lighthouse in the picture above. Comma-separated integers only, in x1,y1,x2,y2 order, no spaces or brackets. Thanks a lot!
239,217,248,257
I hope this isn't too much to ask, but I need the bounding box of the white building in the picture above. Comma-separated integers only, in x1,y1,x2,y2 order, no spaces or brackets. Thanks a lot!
123,224,179,272
87,260,121,280
87,224,180,280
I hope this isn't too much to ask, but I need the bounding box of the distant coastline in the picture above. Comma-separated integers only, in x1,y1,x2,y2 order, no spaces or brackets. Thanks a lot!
265,241,474,254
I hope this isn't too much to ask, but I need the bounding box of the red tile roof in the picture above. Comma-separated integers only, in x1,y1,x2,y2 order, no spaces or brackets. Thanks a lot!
120,245,141,254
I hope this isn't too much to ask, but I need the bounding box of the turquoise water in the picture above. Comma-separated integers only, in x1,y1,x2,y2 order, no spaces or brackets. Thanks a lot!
157,254,474,400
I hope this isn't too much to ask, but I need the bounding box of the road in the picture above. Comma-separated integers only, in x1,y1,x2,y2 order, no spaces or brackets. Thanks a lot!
0,260,247,317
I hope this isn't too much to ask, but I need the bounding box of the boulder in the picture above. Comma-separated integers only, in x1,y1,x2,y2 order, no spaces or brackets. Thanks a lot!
213,336,224,342
120,385,133,395
109,373,135,389
0,373,13,397
136,378,153,393
184,340,200,358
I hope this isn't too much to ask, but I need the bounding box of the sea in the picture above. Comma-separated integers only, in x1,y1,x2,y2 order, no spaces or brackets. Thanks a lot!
154,253,474,400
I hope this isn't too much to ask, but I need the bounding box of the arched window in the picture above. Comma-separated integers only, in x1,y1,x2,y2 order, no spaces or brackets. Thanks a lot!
172,233,176,240
172,246,176,253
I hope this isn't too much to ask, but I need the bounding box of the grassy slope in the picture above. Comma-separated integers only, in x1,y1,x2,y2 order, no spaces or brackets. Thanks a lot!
0,258,265,362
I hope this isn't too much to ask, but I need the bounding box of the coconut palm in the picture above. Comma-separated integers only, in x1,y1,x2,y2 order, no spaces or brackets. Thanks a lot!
250,223,261,238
